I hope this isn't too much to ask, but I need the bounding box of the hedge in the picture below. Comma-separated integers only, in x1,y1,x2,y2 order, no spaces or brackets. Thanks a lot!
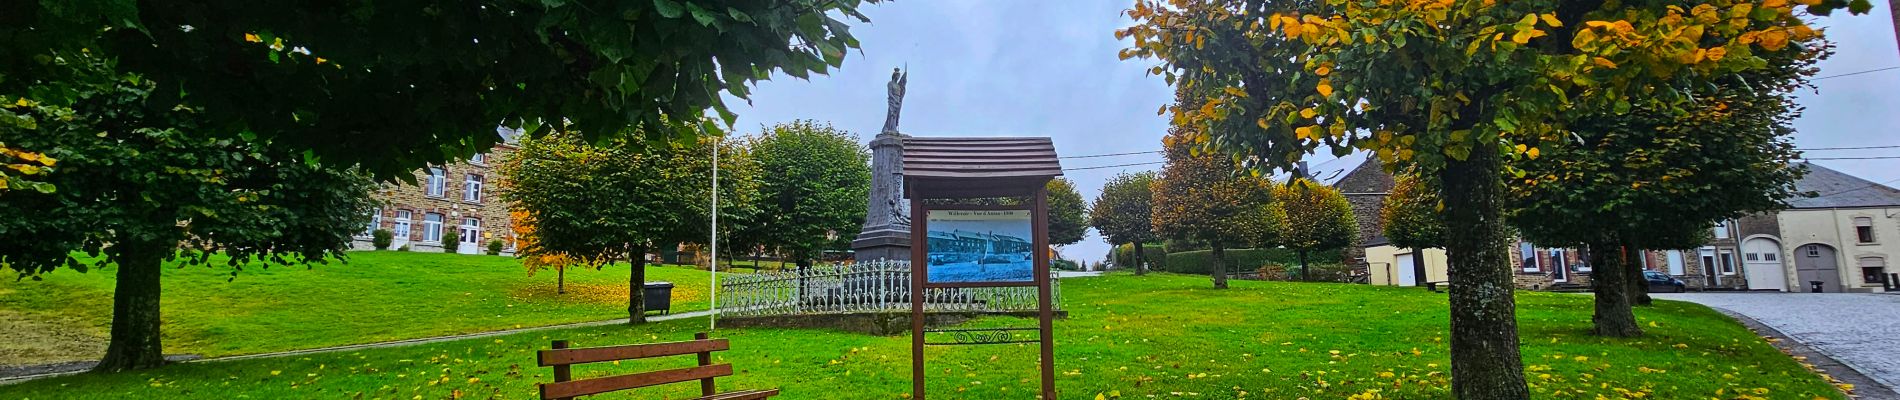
1160,247,1343,275
1110,243,1167,271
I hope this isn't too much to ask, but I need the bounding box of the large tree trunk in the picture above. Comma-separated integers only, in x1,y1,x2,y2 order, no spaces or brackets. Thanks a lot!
1438,150,1530,399
1298,249,1310,281
1626,245,1653,306
1412,250,1430,286
628,246,649,324
1210,245,1229,289
94,239,168,372
1134,243,1147,276
1587,242,1642,337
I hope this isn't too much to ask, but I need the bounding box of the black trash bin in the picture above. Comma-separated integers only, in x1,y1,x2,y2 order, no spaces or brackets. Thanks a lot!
1810,280,1824,293
644,281,674,315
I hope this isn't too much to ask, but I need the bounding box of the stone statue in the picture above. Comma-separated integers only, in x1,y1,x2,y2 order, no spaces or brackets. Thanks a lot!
882,67,907,134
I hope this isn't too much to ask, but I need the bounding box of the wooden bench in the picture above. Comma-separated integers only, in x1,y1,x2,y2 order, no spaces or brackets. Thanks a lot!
1425,281,1451,292
537,332,779,400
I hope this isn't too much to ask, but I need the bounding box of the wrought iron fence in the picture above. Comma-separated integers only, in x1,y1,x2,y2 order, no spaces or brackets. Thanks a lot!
717,260,1060,317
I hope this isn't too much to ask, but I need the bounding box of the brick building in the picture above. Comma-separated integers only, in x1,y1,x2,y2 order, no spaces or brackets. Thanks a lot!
352,128,519,254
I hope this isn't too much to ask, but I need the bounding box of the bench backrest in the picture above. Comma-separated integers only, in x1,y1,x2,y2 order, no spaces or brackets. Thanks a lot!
537,332,729,399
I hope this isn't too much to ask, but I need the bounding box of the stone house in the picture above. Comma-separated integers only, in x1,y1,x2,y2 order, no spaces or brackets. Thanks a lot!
1693,162,1900,293
353,128,519,254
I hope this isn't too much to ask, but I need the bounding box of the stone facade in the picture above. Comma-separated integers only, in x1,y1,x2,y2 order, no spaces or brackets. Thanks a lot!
352,142,518,254
1335,158,1396,274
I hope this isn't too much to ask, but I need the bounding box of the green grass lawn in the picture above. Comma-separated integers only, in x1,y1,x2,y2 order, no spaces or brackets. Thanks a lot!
0,272,1843,399
0,251,728,366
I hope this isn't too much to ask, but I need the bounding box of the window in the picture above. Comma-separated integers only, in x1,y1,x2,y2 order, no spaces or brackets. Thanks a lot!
464,174,484,202
1719,250,1736,275
425,167,446,197
1712,220,1731,239
1575,248,1592,273
360,208,381,237
1745,253,1760,261
1666,250,1685,275
1855,217,1875,243
423,212,444,242
1862,257,1887,284
1519,242,1539,273
1806,245,1821,257
392,210,413,240
469,153,486,165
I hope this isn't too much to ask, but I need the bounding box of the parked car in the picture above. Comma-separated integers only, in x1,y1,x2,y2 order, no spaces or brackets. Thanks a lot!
1643,270,1687,293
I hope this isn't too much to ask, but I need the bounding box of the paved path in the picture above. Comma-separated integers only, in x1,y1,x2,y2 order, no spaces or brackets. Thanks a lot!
1657,292,1900,395
1056,270,1104,278
0,309,713,385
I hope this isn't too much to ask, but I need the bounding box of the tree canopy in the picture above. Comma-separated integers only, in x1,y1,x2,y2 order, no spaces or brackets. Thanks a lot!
1091,171,1158,274
1,0,874,176
1380,173,1446,251
1151,118,1277,289
750,120,870,267
1273,178,1356,280
1046,178,1090,246
501,129,756,323
0,59,378,371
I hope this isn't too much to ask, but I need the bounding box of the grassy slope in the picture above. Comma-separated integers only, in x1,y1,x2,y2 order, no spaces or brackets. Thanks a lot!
1,272,1841,399
0,251,723,365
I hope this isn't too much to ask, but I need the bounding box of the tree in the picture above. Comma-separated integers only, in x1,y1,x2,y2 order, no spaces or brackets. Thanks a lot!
1510,51,1813,335
1120,0,1857,396
2,1,874,177
1274,179,1356,281
1151,112,1277,289
1091,171,1159,275
502,129,755,323
1381,173,1445,286
1046,178,1089,246
750,121,869,268
0,143,56,193
511,209,582,295
0,62,377,371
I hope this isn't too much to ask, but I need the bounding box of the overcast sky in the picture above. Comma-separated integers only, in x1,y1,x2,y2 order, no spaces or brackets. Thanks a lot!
724,2,1900,266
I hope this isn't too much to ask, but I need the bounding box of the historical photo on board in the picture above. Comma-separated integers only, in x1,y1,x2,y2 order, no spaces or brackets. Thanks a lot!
925,209,1035,283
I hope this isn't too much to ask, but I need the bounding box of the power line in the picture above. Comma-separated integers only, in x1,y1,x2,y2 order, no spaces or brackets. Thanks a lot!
1063,161,1165,171
1802,145,1900,151
1809,176,1900,199
1815,65,1900,81
1803,156,1900,161
1059,150,1162,159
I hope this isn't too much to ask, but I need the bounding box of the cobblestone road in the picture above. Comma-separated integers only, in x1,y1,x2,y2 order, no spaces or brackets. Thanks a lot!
1657,292,1900,393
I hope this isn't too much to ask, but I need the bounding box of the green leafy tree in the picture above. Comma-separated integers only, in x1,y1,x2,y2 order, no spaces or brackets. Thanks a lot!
1381,173,1446,286
1047,178,1089,246
0,63,377,372
1274,179,1356,281
750,121,869,268
2,0,873,176
501,129,755,324
1121,0,1858,395
1151,115,1278,289
1091,171,1159,275
1510,55,1813,336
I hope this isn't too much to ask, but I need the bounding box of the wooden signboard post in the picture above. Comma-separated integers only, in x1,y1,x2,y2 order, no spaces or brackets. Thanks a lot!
902,137,1062,399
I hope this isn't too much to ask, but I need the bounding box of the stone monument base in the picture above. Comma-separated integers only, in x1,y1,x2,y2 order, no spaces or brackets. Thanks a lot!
852,228,911,261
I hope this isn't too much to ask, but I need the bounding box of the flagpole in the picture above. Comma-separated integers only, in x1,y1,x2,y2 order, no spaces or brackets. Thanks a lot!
709,135,721,331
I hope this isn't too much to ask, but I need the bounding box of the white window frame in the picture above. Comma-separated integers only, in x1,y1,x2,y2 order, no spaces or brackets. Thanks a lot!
1719,249,1737,275
1861,257,1887,284
460,218,482,251
1713,220,1731,239
1519,242,1539,273
464,173,484,203
425,167,446,198
423,212,445,243
392,210,413,240
469,152,486,165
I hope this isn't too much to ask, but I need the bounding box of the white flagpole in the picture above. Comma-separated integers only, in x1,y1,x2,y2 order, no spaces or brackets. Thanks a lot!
709,136,720,331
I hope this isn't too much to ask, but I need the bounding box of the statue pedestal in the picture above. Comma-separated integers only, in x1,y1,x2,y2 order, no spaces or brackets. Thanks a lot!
851,227,910,261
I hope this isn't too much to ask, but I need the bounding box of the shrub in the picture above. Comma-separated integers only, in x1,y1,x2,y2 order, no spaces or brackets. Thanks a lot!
371,229,394,250
397,244,411,252
486,240,505,255
442,231,461,253
1161,247,1342,275
1052,259,1082,271
1110,243,1167,271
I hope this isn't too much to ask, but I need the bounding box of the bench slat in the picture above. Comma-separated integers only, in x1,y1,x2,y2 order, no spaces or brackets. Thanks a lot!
538,339,730,366
540,364,734,399
696,388,781,400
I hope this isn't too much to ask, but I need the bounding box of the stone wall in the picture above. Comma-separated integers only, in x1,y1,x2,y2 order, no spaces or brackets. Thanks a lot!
353,143,518,254
1335,158,1395,274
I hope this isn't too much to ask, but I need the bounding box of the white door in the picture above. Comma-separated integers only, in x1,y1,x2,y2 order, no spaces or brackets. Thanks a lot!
391,210,413,248
458,218,481,255
1743,238,1787,291
1395,252,1418,287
